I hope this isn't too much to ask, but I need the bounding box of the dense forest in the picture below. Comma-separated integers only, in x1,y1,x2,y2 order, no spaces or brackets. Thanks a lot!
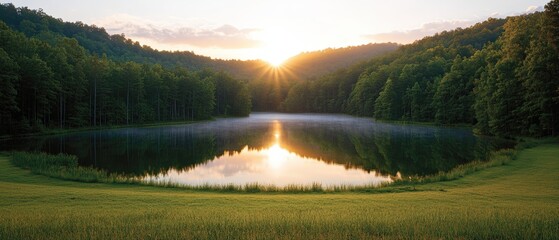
0,3,397,114
0,3,397,80
1,1,558,138
250,43,398,111
0,3,262,78
283,1,559,137
0,19,251,135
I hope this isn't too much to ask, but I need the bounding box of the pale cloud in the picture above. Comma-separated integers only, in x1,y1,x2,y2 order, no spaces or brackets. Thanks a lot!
95,14,261,49
363,20,477,44
525,5,544,13
364,4,545,45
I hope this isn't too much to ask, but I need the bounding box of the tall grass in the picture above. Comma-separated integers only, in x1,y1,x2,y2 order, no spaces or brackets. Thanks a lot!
141,180,401,193
11,152,113,183
393,148,517,186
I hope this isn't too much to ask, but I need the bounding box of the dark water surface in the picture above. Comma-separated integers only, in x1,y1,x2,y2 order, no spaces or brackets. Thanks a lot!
1,113,515,187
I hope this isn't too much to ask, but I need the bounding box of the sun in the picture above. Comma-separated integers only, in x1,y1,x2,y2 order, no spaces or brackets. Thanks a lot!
265,54,288,67
260,45,293,67
254,29,298,67
266,143,288,169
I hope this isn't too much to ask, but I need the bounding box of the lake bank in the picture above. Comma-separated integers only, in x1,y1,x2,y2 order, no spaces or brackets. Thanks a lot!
0,112,477,140
0,141,557,239
4,143,518,193
0,113,514,188
0,119,217,140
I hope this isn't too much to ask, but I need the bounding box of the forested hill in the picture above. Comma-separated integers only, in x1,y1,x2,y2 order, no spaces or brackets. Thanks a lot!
283,0,559,137
2,2,558,138
282,43,399,79
0,3,399,135
0,18,253,135
282,17,507,114
0,3,267,79
0,3,398,80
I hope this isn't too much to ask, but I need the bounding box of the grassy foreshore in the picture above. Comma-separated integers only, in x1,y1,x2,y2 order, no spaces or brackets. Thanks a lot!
6,146,518,193
0,140,558,239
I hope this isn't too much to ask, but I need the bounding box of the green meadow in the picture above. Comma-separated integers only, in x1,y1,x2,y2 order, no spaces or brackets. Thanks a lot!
0,142,558,239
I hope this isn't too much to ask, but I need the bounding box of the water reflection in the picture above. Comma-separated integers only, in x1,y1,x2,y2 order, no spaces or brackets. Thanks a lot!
146,146,392,187
146,121,392,187
0,113,515,186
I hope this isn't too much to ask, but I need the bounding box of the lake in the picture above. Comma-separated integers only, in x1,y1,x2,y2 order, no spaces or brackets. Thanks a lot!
1,113,515,187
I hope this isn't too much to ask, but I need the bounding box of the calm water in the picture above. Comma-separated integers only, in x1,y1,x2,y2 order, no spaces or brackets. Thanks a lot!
1,113,514,187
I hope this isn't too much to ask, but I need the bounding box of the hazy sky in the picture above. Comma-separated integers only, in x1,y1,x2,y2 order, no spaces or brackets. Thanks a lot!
5,0,550,64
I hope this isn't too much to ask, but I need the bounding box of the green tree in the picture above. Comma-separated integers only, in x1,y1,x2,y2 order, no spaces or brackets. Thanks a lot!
404,82,422,121
0,48,19,133
433,56,479,124
62,39,88,127
18,54,57,129
84,54,110,126
374,78,397,119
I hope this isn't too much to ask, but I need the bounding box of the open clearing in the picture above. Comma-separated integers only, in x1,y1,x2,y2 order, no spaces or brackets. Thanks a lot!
0,144,558,239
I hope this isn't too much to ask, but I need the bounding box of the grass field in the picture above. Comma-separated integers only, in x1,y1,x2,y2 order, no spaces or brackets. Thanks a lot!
0,143,558,239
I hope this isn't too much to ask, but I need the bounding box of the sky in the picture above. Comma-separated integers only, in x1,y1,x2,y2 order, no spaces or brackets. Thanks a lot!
6,0,550,64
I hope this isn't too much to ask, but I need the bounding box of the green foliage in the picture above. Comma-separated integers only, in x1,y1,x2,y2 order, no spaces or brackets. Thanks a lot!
394,148,517,185
285,18,504,119
1,2,558,137
374,78,397,119
283,43,399,79
0,18,250,135
282,60,373,113
284,9,558,137
0,48,19,128
212,72,251,116
433,55,479,124
10,151,109,183
12,152,78,169
473,6,559,137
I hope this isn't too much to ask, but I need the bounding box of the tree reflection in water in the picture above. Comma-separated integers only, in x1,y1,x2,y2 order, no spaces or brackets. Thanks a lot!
1,113,515,185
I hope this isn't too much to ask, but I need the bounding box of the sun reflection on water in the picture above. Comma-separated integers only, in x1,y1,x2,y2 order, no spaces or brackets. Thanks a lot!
144,121,394,187
265,144,288,169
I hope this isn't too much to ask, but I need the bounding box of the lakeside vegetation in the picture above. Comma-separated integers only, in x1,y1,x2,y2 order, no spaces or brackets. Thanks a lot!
6,137,521,192
4,114,513,180
1,141,557,238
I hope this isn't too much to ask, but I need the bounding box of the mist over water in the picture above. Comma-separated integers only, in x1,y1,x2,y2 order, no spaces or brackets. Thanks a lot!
1,113,514,187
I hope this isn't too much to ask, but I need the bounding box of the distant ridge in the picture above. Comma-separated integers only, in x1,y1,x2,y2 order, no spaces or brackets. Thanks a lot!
0,3,399,80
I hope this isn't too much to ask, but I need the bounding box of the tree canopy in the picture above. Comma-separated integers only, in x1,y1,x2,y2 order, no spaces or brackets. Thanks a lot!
283,1,559,137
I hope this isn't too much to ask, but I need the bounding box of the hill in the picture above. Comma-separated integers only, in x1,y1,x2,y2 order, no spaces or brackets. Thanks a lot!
0,3,398,81
282,1,559,137
282,43,399,79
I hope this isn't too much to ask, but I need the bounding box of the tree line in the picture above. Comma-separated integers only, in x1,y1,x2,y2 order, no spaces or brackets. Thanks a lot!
0,3,399,114
2,1,558,138
0,21,251,135
283,1,559,137
0,4,397,82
